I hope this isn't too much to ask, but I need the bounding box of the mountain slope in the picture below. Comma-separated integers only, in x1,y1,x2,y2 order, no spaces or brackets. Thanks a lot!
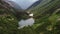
0,0,60,34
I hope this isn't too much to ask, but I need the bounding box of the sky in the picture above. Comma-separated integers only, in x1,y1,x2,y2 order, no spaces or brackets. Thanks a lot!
9,0,39,10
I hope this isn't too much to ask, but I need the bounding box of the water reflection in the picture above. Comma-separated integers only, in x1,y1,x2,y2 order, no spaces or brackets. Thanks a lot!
18,18,35,29
18,13,35,29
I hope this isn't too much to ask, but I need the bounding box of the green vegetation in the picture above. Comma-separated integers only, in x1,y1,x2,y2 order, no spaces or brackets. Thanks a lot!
0,0,60,34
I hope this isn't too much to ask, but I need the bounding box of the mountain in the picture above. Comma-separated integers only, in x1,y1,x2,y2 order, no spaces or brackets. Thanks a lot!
3,0,23,11
27,0,42,10
0,0,60,34
3,0,42,11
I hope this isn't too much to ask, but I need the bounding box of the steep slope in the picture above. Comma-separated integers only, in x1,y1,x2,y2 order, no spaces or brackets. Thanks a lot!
0,0,60,34
27,0,60,34
28,0,60,17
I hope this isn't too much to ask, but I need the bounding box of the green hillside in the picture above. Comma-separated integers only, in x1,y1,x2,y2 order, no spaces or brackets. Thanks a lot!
0,0,60,34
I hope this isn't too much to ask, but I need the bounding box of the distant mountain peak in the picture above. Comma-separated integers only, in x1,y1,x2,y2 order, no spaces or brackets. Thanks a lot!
3,0,40,10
